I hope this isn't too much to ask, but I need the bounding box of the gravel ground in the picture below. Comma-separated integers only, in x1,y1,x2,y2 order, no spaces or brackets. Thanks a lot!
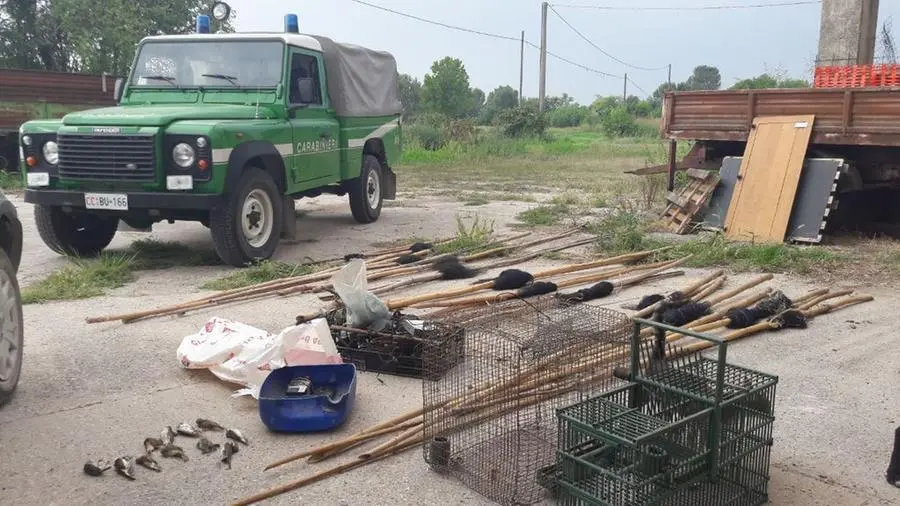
0,193,897,506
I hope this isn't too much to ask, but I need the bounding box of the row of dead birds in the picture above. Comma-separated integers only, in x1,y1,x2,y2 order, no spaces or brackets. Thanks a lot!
83,418,249,480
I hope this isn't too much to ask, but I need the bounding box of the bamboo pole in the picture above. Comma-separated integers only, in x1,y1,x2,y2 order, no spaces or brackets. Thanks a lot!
632,269,725,319
383,248,669,310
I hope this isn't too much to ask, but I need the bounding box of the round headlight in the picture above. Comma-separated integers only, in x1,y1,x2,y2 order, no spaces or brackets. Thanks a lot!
22,135,32,147
196,137,208,148
212,1,231,20
42,141,59,165
173,143,196,168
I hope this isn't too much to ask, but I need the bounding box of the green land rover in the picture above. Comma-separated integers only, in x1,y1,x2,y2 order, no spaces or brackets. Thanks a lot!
19,13,402,267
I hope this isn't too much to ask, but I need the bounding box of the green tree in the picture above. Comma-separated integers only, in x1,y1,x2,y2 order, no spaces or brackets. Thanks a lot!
0,0,235,75
684,65,721,90
480,85,519,124
421,57,473,119
397,73,422,118
469,87,485,118
730,73,810,89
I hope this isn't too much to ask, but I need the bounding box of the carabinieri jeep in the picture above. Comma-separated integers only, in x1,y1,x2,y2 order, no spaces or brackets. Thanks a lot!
18,12,402,267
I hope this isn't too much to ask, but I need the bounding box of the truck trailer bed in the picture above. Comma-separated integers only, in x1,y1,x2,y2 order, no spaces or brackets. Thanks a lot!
662,87,900,147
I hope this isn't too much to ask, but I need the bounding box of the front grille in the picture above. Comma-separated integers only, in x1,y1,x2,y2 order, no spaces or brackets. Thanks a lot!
58,133,157,181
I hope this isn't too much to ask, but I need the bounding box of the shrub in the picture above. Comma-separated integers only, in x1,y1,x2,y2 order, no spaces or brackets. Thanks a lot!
496,105,547,138
600,106,638,137
547,105,587,128
407,123,445,151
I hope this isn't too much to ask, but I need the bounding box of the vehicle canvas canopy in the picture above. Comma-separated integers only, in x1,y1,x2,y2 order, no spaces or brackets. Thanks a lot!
308,35,402,117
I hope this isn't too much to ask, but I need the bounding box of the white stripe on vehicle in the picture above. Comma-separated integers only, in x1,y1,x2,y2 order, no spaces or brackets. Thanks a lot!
275,143,293,156
347,119,400,149
212,148,233,164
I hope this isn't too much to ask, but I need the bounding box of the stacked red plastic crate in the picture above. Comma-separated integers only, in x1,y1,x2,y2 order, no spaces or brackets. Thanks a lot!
814,64,900,88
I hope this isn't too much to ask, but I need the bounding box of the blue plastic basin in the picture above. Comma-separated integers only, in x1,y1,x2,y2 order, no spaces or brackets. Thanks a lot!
257,363,357,433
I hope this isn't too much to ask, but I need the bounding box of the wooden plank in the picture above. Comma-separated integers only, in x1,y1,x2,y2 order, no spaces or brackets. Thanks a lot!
724,115,816,243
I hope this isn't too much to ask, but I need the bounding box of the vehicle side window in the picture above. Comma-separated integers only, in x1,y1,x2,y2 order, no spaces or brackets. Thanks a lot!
289,53,322,106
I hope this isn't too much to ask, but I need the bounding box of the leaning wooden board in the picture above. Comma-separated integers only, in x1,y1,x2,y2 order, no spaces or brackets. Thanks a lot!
723,115,815,243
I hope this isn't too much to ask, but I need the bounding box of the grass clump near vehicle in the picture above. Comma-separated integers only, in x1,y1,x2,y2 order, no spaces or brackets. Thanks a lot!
21,239,221,304
0,171,23,191
433,215,501,256
516,194,585,227
200,260,315,291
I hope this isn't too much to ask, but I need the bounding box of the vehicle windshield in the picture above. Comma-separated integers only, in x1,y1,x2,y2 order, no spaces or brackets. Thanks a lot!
130,40,284,88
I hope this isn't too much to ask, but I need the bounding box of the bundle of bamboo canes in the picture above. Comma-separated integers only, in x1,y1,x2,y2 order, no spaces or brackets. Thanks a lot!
84,228,585,324
229,270,873,506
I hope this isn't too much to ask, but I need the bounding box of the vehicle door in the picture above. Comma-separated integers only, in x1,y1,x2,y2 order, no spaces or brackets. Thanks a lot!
286,48,340,186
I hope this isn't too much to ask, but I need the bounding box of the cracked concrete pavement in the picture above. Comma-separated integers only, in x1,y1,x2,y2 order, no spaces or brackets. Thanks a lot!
0,193,897,505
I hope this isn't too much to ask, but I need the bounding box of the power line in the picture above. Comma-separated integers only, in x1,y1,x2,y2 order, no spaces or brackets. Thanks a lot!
349,0,519,42
551,1,821,11
349,0,620,77
627,77,650,97
547,4,667,71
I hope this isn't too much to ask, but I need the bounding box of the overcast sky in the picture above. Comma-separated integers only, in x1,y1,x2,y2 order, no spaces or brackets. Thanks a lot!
225,0,900,104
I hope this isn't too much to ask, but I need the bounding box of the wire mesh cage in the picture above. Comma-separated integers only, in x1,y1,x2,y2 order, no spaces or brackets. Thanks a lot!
554,318,778,506
327,308,465,380
421,297,634,506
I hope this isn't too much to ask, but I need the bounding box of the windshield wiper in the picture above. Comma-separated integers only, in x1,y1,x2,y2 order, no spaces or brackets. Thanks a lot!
139,75,179,88
202,73,240,87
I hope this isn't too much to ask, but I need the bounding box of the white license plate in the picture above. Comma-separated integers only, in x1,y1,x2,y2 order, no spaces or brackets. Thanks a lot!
84,193,128,211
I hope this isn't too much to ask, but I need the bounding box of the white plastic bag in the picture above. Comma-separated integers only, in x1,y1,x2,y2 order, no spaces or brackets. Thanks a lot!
177,316,342,399
177,317,273,370
331,259,391,330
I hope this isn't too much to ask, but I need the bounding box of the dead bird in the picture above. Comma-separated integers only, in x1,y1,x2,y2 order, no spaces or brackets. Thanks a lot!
196,418,225,431
176,422,201,437
83,459,111,477
160,444,189,462
197,437,221,455
143,437,165,454
221,440,239,469
114,456,136,480
161,426,176,446
136,454,162,472
225,428,249,445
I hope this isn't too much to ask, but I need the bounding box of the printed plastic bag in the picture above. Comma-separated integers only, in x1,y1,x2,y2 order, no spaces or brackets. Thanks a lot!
177,316,342,399
331,258,391,331
177,317,273,370
233,318,342,398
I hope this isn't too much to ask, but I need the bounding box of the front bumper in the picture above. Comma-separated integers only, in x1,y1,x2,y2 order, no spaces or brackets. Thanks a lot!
24,189,222,210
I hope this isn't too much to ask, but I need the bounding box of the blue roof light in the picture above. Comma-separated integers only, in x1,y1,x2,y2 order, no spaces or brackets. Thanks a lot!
285,14,299,33
196,15,211,34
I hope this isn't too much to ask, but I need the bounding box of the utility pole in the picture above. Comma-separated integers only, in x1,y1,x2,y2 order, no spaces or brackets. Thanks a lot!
519,30,525,105
667,64,672,87
623,73,628,102
539,1,548,113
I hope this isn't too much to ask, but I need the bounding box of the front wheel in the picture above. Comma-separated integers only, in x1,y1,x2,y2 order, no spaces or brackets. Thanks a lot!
0,248,23,407
210,167,283,267
34,205,118,257
348,155,383,224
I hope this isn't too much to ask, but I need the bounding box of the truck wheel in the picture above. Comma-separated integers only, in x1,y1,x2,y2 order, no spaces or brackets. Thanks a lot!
348,155,383,224
210,167,283,267
34,205,118,257
0,248,23,407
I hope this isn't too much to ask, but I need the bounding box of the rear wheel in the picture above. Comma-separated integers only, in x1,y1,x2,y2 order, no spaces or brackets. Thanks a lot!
348,155,383,224
0,248,23,407
34,205,118,257
210,167,283,267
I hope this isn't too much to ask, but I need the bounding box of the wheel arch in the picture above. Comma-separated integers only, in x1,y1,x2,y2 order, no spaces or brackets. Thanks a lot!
363,138,389,169
225,141,287,195
0,212,23,272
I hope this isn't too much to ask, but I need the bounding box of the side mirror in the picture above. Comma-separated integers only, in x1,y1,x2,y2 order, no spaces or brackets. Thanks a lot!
114,78,124,103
